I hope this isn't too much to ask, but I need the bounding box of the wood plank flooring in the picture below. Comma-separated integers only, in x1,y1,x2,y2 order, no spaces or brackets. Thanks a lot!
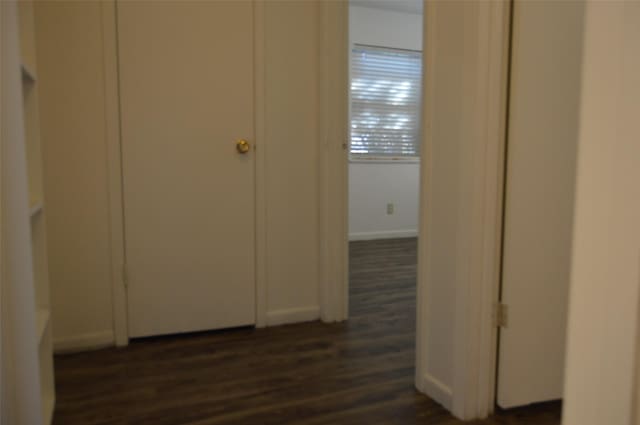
52,238,561,424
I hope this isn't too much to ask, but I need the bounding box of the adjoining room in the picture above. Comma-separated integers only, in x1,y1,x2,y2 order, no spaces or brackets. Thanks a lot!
347,1,422,414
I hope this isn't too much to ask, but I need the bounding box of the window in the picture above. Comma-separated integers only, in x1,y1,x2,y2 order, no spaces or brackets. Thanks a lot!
350,45,422,159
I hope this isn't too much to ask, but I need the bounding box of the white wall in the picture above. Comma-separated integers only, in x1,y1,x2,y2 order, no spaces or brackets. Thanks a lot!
35,1,116,350
349,162,420,240
562,2,640,424
349,5,422,51
263,2,321,323
348,5,422,240
34,1,323,350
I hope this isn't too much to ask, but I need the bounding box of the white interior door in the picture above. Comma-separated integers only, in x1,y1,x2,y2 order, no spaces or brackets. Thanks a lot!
497,0,585,408
118,1,256,338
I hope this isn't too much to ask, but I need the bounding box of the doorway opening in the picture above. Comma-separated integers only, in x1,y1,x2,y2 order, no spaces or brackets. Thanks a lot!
346,0,423,391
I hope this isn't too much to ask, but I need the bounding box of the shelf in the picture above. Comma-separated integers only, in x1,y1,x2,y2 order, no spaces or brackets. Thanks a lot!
36,308,50,344
30,199,44,217
21,63,37,83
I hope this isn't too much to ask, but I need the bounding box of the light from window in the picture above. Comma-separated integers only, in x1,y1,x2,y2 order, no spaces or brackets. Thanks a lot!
350,45,422,159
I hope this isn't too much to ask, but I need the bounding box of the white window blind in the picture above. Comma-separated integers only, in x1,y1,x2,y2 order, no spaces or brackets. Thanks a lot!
350,45,422,158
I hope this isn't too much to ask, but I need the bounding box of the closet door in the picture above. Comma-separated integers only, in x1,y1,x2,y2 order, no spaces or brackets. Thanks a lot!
497,0,584,408
118,1,256,338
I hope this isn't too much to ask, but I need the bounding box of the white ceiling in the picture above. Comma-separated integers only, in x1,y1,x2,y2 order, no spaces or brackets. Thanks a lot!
350,0,423,15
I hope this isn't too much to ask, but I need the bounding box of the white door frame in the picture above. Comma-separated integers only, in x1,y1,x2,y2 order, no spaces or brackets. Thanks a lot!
101,0,270,346
318,0,512,420
318,0,350,323
101,1,127,347
446,1,511,418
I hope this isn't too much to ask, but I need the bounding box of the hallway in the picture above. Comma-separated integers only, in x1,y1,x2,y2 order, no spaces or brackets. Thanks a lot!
52,238,560,424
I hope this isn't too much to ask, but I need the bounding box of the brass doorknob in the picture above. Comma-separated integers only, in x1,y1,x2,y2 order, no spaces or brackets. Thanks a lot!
236,139,250,154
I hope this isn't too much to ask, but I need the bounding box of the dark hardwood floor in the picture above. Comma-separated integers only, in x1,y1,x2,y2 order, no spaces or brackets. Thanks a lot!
53,238,561,424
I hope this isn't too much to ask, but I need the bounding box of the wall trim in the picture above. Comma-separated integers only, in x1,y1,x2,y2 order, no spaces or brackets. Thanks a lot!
349,230,417,241
253,0,267,328
414,0,436,413
423,373,454,411
101,0,128,347
54,331,115,354
266,306,320,327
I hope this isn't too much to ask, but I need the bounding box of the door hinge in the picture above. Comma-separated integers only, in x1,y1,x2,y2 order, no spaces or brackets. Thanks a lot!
122,264,129,288
495,302,508,328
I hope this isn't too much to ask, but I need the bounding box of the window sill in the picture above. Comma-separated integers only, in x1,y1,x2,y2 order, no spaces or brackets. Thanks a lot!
349,157,420,164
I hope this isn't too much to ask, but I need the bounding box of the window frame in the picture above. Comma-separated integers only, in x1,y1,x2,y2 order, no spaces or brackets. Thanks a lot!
349,43,423,162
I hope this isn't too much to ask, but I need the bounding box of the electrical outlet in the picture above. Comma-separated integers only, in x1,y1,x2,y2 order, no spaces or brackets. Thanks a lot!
387,203,394,215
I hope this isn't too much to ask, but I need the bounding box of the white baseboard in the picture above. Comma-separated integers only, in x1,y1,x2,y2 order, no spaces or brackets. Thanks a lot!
422,373,453,411
266,306,320,326
54,330,115,354
349,229,418,241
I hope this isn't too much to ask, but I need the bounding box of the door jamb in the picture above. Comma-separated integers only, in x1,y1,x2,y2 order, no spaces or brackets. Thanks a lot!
448,1,511,419
253,1,267,328
419,0,511,419
101,1,127,347
101,0,270,346
318,0,349,323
